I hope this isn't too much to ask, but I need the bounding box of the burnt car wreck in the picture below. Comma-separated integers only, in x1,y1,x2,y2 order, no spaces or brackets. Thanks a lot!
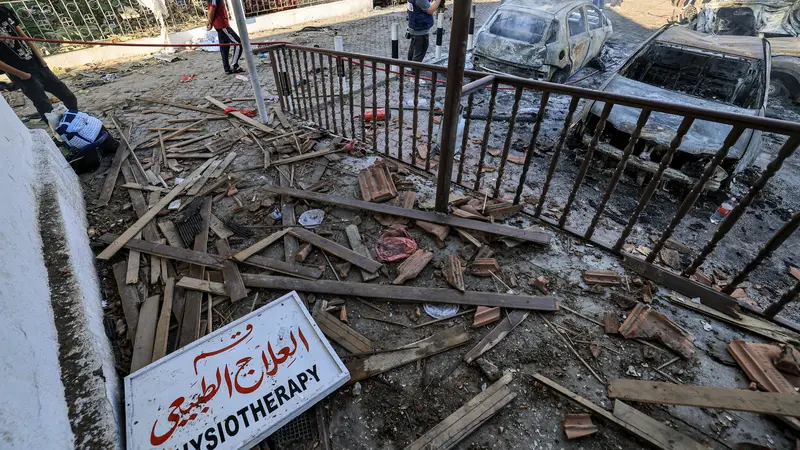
576,26,769,190
685,0,800,37
472,0,613,81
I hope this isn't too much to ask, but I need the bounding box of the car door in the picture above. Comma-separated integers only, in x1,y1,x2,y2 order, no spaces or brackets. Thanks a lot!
584,5,606,62
567,6,590,74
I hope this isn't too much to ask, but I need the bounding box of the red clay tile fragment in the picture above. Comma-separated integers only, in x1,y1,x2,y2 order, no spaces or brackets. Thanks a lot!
444,254,465,292
416,220,450,245
473,306,501,327
392,249,433,285
603,312,619,334
582,270,621,286
563,413,598,439
472,258,500,277
728,339,796,394
619,304,695,359
358,162,397,202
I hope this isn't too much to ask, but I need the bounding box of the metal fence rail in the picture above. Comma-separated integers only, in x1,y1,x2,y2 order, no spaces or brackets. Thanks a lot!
1,0,334,54
264,43,800,328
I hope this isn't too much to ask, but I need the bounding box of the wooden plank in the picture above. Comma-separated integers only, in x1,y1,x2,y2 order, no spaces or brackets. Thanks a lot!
265,187,551,245
241,274,559,311
240,255,324,280
290,228,382,273
216,240,248,302
98,234,225,269
274,106,290,128
440,390,516,449
232,229,290,262
165,153,216,159
97,139,128,206
205,96,275,134
533,374,672,450
187,159,222,196
282,204,299,264
157,221,185,248
608,380,800,416
406,374,514,450
209,214,234,239
97,158,216,260
177,277,228,296
312,301,372,354
167,132,218,151
345,225,379,282
126,232,142,284
178,197,212,348
272,147,344,166
168,116,228,123
152,278,175,362
120,161,160,242
345,327,470,382
612,401,706,450
210,151,237,179
130,295,159,372
139,97,226,116
120,183,169,193
113,261,140,342
464,310,529,363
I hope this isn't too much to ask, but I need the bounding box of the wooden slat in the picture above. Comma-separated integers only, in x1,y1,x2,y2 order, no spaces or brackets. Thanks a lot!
113,261,140,342
533,374,672,450
165,152,215,159
139,97,226,116
612,401,706,450
178,197,212,348
210,151,238,179
97,139,128,206
608,380,800,416
241,275,559,310
464,310,529,363
126,232,141,284
187,159,222,196
232,229,290,262
120,161,160,242
152,278,174,362
205,96,275,134
265,187,551,245
290,228,382,273
240,255,324,280
345,327,470,382
120,183,170,193
98,234,225,269
209,214,234,239
157,221,185,248
312,301,372,354
406,374,514,450
282,204,299,264
272,147,344,166
345,225,379,282
177,277,228,296
215,240,247,302
97,158,216,260
130,295,159,372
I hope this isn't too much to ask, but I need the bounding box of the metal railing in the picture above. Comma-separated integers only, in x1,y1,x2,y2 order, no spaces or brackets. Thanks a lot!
1,0,334,54
263,42,800,327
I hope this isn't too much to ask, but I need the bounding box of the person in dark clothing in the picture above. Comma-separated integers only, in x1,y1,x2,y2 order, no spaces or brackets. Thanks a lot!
206,0,244,74
0,5,78,119
406,0,442,63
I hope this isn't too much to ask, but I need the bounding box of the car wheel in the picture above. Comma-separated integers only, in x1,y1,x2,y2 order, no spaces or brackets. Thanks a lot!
551,67,570,84
769,79,790,98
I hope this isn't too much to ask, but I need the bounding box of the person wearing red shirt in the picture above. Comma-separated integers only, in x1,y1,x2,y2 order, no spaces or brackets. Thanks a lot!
206,0,244,74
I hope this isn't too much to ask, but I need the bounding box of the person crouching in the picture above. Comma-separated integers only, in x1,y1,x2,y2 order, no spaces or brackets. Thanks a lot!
46,110,119,174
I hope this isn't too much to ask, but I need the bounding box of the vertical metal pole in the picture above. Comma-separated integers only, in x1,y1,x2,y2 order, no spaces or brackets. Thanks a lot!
229,0,268,122
391,23,400,74
434,0,471,213
435,12,444,60
467,5,476,51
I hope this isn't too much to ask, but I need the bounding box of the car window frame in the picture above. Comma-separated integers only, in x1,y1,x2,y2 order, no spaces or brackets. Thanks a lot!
567,6,587,37
585,5,603,31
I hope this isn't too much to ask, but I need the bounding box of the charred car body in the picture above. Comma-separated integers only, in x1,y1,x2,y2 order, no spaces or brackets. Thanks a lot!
576,26,770,190
472,0,613,81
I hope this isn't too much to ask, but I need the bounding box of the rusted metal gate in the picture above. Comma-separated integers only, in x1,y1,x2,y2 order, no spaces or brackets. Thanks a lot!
260,20,800,329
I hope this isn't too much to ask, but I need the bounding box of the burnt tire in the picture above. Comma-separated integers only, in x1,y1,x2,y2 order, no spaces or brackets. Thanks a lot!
551,67,570,84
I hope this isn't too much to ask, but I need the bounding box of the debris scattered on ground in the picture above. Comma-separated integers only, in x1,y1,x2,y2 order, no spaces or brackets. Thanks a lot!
563,413,598,439
619,304,695,359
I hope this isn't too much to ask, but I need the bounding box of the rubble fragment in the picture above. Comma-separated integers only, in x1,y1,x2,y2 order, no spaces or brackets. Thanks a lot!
604,312,620,334
582,270,621,286
392,249,433,285
443,254,465,292
358,162,397,202
563,413,598,440
472,258,500,277
376,228,418,262
618,304,695,359
473,306,501,328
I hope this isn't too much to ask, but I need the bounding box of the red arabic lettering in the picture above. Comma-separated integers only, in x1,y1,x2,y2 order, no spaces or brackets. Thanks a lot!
233,357,265,394
150,397,184,445
192,324,254,374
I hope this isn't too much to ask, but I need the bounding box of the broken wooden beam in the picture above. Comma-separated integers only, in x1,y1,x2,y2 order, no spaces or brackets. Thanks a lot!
282,204,299,264
177,277,228,296
178,197,211,348
205,96,275,134
612,401,706,450
346,326,470,383
130,295,159,372
232,229,290,262
152,278,174,362
272,147,345,166
97,158,216,260
405,373,515,450
263,187,551,245
344,224,380,282
139,97,226,116
241,275,559,311
312,301,372,354
215,240,247,302
464,310,529,363
290,227,382,273
96,139,129,207
98,234,225,269
112,261,140,342
608,379,800,416
240,255,324,280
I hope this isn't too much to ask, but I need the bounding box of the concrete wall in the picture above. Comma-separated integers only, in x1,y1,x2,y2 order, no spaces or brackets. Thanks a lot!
44,0,372,70
0,96,122,449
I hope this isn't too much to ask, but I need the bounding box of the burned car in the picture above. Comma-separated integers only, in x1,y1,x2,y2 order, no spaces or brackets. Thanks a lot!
683,0,800,37
576,26,770,190
472,0,613,81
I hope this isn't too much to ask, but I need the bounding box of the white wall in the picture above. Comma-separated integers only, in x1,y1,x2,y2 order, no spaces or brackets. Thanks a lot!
43,0,372,70
0,96,122,449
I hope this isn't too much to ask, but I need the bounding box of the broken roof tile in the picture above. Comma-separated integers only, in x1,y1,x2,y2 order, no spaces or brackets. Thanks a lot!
619,304,695,359
582,270,621,286
563,413,598,440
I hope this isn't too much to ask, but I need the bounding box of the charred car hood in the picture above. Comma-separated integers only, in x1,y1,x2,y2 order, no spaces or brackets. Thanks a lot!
474,33,548,68
591,76,759,158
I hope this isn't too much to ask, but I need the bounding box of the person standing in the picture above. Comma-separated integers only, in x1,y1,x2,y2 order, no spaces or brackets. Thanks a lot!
406,0,442,64
206,0,244,74
0,5,78,119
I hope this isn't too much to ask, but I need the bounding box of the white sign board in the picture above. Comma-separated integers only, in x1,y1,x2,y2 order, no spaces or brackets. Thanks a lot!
125,291,349,450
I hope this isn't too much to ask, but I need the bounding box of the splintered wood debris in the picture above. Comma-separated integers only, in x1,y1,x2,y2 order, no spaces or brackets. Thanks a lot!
88,95,793,450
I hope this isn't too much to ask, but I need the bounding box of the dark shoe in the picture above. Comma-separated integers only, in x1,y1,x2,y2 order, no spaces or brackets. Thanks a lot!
229,66,245,74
